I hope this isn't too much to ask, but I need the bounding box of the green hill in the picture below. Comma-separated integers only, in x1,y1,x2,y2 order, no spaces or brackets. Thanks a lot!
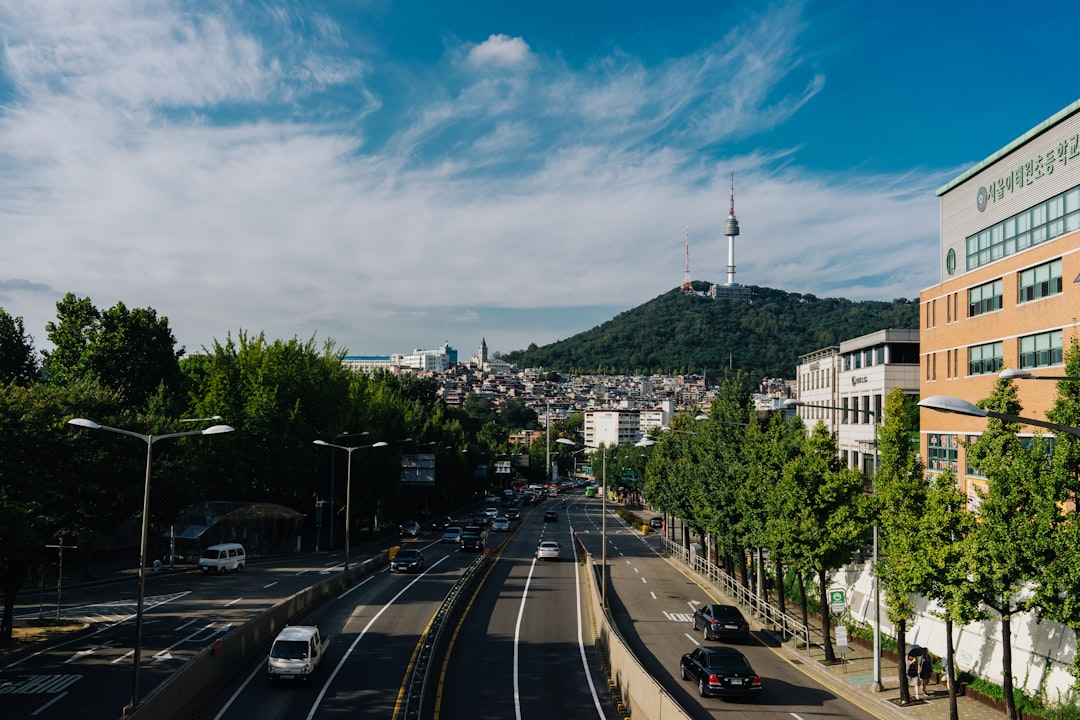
502,283,919,380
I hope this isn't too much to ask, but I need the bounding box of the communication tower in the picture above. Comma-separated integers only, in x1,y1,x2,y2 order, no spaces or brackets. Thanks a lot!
681,226,693,293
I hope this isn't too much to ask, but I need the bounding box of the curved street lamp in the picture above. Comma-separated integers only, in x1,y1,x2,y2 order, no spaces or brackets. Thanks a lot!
313,438,388,569
67,417,234,712
919,395,1080,439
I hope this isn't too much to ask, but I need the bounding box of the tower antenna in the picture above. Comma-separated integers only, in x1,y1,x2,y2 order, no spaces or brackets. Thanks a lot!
681,226,693,293
724,171,740,286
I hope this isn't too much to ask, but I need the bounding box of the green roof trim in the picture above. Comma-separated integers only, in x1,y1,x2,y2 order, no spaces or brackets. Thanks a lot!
936,99,1080,197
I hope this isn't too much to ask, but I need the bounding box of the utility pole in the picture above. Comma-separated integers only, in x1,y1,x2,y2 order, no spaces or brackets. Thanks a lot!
44,537,77,621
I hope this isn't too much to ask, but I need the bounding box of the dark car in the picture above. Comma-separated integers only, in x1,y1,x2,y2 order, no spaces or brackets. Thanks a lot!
505,508,520,521
693,604,750,642
648,516,664,529
390,548,424,573
472,513,491,527
679,646,762,699
431,515,452,531
543,511,558,522
399,520,420,537
460,528,485,551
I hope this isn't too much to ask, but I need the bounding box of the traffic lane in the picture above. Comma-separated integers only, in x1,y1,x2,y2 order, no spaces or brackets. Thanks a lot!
601,527,885,720
436,510,618,720
0,552,395,720
206,544,476,720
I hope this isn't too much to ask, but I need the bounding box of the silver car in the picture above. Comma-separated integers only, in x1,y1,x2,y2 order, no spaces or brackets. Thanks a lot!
536,541,561,560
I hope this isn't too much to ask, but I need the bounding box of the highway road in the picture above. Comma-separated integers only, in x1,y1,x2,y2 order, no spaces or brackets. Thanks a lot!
1,547,400,719
571,495,888,720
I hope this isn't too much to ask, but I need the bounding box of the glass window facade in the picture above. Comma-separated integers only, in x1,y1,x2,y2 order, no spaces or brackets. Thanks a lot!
927,433,959,473
967,184,1080,270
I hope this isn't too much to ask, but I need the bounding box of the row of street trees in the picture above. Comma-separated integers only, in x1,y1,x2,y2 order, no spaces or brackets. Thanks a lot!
0,295,549,645
642,350,1080,720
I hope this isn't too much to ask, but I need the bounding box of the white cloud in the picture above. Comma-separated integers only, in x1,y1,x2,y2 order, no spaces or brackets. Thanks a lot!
466,34,534,70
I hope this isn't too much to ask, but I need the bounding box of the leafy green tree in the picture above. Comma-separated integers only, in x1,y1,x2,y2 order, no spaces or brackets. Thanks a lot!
780,422,869,663
966,377,1059,720
43,294,183,410
0,309,39,385
499,399,538,430
874,388,929,704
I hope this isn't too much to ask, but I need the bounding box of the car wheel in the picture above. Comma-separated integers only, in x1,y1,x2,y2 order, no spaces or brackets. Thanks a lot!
698,678,708,697
703,626,710,641
680,665,689,681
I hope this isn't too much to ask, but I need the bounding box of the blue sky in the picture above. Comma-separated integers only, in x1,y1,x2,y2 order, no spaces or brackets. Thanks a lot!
2,0,1078,360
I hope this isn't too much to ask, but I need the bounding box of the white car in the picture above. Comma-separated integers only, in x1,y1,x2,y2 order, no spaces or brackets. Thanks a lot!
536,541,561,560
484,507,499,518
491,517,510,532
442,526,462,543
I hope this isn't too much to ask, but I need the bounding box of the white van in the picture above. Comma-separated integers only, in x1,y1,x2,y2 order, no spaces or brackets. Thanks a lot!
267,625,327,682
198,543,246,574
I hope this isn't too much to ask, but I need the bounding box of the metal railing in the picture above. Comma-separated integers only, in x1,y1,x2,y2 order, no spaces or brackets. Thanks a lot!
660,535,811,655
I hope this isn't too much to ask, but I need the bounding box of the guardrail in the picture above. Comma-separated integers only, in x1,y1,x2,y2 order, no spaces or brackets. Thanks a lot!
659,535,811,654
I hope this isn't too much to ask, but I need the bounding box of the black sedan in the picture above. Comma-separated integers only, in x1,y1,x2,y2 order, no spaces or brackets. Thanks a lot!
543,511,558,522
692,603,750,642
679,647,762,699
390,548,425,573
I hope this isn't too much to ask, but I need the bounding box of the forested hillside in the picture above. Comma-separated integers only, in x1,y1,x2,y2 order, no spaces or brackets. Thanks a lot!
502,283,920,379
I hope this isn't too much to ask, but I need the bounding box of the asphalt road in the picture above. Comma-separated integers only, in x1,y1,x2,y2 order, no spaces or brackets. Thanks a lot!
571,496,886,720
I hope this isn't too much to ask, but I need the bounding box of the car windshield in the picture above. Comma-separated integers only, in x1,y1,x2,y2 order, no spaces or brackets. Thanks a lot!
270,640,309,660
396,550,419,560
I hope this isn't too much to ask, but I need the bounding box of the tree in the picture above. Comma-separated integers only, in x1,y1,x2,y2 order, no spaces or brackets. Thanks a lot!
0,309,39,385
874,388,929,704
43,294,183,410
781,422,869,663
965,377,1059,720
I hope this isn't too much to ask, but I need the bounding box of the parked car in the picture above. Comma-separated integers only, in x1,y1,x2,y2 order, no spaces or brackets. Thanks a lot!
390,548,425,573
692,604,751,642
431,515,453,531
267,625,327,683
648,516,664,529
399,520,420,537
543,510,558,522
442,526,462,543
491,517,510,532
679,646,762,699
536,541,561,560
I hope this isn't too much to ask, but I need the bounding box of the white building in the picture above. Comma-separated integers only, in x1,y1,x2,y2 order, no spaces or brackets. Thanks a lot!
584,410,644,448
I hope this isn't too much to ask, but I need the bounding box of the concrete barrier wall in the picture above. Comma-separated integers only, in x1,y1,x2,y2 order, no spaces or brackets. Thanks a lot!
127,554,386,720
583,554,690,720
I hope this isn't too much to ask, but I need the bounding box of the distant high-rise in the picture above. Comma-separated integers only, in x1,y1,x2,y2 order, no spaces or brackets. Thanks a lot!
724,171,740,286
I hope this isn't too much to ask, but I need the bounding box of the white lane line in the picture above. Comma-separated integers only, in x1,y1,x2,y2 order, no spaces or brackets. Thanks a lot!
304,556,448,720
513,554,541,720
224,597,243,607
686,634,700,646
570,527,606,718
263,582,278,589
641,577,647,584
337,574,376,600
177,618,197,631
650,592,657,599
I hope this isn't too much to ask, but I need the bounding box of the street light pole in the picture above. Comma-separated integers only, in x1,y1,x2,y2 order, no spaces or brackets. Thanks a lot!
329,431,368,550
67,418,234,713
314,438,388,569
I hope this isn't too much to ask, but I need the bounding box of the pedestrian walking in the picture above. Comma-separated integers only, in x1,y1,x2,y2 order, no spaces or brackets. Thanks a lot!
919,652,933,695
906,654,920,699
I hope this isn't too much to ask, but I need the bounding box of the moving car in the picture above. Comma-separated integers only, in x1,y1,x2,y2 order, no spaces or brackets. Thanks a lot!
460,528,485,551
491,517,510,532
199,543,245,574
431,515,453,531
484,507,499,518
267,625,327,682
399,520,420,537
679,646,762,699
543,510,558,522
536,541,561,560
390,547,424,573
442,526,462,543
505,508,520,521
693,604,751,642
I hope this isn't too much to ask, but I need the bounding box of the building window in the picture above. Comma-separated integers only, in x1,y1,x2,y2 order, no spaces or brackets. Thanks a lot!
968,342,1004,376
966,184,1080,270
968,279,1003,317
927,433,959,473
1019,330,1064,369
1018,258,1063,303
